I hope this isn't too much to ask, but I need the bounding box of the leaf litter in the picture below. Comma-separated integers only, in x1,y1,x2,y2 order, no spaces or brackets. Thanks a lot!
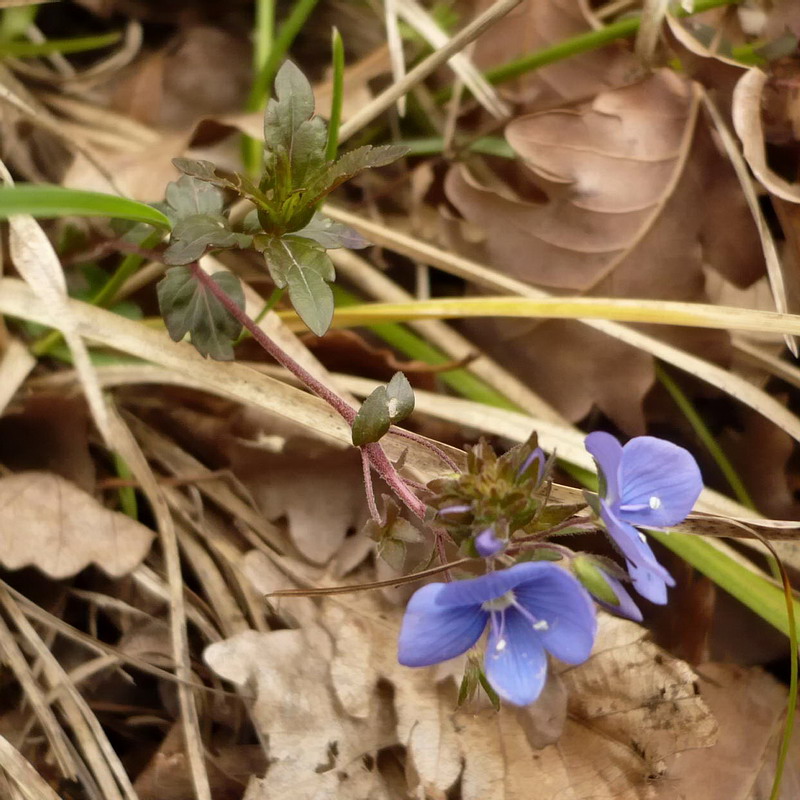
1,0,800,798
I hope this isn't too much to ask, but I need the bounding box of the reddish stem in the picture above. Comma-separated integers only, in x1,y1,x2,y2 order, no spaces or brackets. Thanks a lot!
189,263,428,520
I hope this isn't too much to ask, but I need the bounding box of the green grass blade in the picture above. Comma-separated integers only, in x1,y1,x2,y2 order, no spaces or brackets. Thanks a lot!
650,530,800,639
0,185,171,229
0,31,121,58
326,27,345,162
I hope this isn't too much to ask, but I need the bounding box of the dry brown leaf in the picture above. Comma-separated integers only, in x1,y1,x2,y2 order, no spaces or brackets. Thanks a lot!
657,663,799,799
446,69,763,430
238,446,367,566
0,471,154,578
204,625,397,800
471,0,643,108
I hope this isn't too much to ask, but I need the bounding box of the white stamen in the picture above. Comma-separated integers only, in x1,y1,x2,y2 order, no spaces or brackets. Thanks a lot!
649,496,662,510
533,620,549,631
495,638,507,652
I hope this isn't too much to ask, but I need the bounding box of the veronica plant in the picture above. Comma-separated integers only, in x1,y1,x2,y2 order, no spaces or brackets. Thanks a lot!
396,431,702,707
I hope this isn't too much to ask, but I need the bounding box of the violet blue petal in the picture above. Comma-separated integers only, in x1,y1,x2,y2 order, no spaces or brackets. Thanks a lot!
512,567,597,664
397,583,487,667
627,559,670,605
484,607,548,706
598,500,673,583
518,447,546,483
618,436,703,527
584,431,623,504
435,561,567,608
475,528,505,557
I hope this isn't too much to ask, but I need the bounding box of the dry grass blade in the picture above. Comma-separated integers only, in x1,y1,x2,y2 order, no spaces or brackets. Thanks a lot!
701,88,795,355
331,248,565,422
635,0,669,62
0,613,76,779
384,0,407,116
0,586,134,800
0,160,112,442
105,404,212,800
338,0,521,142
322,207,800,446
396,0,509,117
0,734,62,800
0,338,35,416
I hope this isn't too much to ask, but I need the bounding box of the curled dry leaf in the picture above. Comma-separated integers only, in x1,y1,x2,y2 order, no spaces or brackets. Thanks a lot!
447,69,763,430
0,471,154,578
733,67,800,203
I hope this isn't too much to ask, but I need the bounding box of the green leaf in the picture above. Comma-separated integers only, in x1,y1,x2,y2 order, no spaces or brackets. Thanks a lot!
293,212,369,249
172,158,269,207
164,213,252,265
351,386,391,446
572,555,621,606
304,144,408,206
156,266,244,360
386,371,415,424
164,175,224,222
0,185,171,229
263,62,328,188
258,235,335,336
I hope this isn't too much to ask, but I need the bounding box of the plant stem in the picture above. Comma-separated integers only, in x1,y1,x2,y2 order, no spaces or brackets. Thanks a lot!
390,425,460,472
188,263,429,520
189,262,356,422
361,448,382,524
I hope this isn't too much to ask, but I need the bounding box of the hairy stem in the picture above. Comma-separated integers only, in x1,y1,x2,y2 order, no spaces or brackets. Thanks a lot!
190,262,357,423
190,263,429,520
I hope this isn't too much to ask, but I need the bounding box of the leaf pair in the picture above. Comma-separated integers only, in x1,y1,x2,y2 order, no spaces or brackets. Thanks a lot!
351,372,415,446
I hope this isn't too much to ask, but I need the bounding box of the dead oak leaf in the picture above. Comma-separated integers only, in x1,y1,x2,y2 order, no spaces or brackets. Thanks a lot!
455,614,716,800
0,471,154,579
658,663,800,799
204,626,397,800
446,69,762,430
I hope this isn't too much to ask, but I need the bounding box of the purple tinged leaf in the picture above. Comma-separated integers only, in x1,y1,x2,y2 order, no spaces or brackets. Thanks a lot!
157,267,244,361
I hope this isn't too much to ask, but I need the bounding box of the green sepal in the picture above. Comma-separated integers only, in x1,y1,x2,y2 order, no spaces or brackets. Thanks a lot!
573,555,620,606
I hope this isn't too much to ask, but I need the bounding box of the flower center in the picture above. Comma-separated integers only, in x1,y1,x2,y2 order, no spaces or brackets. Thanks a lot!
482,591,515,612
649,495,662,509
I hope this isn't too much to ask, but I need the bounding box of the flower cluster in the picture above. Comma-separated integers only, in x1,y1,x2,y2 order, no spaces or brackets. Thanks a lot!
397,432,702,707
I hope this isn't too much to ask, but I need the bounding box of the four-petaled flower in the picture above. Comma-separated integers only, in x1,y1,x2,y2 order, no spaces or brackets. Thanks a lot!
397,562,597,706
585,432,702,604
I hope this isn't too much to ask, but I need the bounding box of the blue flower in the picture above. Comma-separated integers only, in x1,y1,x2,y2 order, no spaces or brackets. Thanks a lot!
585,432,703,605
397,562,597,706
475,527,505,557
